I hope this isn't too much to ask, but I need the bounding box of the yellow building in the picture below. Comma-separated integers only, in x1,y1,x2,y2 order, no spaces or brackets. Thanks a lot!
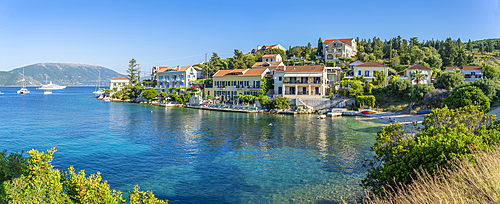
348,62,389,85
205,68,269,102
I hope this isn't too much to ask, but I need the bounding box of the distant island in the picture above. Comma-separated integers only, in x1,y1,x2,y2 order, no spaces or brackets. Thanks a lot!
0,63,124,86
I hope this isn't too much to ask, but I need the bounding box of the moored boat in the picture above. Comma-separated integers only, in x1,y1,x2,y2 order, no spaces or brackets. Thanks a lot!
317,115,326,119
417,110,433,115
361,110,377,114
17,68,30,94
44,90,53,95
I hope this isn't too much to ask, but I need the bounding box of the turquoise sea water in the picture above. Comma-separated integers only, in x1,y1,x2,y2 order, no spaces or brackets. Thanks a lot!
0,86,382,203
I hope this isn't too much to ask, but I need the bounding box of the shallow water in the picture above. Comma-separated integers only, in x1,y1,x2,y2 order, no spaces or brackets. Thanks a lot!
0,86,382,203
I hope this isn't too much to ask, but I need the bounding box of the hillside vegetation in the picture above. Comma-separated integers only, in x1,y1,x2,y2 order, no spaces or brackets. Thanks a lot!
1,63,123,86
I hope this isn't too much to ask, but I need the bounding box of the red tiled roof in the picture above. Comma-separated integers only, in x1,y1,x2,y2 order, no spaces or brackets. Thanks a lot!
354,62,385,67
462,66,482,70
111,76,129,80
323,38,354,44
275,65,324,72
405,64,432,71
157,66,193,72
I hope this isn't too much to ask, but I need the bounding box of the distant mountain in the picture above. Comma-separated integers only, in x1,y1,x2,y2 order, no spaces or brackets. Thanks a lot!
0,63,124,86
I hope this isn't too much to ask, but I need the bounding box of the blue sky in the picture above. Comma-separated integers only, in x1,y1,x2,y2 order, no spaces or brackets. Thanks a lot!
0,0,498,74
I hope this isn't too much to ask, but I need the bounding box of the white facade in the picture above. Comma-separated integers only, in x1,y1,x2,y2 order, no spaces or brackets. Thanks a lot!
273,65,328,99
155,66,201,94
109,77,130,91
323,38,357,64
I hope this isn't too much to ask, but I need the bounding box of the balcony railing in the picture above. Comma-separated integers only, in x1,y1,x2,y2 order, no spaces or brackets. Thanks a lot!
283,81,322,84
284,91,321,95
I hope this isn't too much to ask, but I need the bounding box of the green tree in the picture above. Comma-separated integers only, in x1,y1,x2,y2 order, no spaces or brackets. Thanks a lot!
483,64,500,80
410,84,434,106
467,39,473,51
433,71,464,91
410,69,425,84
374,71,386,85
362,105,500,194
142,89,159,101
423,55,442,68
389,78,413,98
316,38,323,58
269,96,290,109
445,86,490,112
127,58,139,85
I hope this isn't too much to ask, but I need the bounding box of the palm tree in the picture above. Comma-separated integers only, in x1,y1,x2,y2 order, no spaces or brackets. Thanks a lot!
411,69,425,84
374,71,386,86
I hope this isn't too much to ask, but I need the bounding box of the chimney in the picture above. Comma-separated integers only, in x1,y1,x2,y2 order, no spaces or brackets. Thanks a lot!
177,65,180,71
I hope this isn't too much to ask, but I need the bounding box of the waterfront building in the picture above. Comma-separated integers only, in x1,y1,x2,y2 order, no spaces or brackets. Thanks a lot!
325,66,342,94
398,64,433,85
323,38,357,65
154,65,201,94
249,44,287,54
273,65,327,98
445,66,483,82
346,62,389,86
204,68,269,102
109,76,130,91
252,54,284,77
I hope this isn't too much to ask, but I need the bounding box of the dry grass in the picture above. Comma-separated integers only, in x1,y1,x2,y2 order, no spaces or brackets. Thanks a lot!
363,147,500,204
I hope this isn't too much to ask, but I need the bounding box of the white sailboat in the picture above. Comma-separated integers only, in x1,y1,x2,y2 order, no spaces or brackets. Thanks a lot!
93,70,104,95
38,75,66,90
17,68,30,94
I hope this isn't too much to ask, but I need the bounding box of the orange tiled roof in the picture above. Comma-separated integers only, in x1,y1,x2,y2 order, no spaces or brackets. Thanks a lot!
323,38,354,44
445,67,460,70
157,66,192,72
275,65,324,72
263,54,279,58
354,62,385,67
405,64,432,71
462,66,482,70
111,76,129,80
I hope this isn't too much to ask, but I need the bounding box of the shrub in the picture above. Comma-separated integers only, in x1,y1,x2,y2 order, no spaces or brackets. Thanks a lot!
365,146,500,204
142,89,159,101
483,64,500,80
362,106,500,195
356,95,376,108
389,78,412,98
453,77,500,101
269,96,290,109
433,71,464,91
444,86,490,112
423,89,449,109
259,95,270,108
410,84,434,106
0,147,167,204
113,91,123,99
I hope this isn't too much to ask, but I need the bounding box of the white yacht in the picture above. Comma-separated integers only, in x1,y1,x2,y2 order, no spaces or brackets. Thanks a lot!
17,68,30,94
93,70,104,95
38,76,66,90
43,90,53,95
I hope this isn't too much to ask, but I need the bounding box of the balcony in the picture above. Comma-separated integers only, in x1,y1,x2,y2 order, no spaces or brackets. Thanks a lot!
284,91,321,95
283,81,322,84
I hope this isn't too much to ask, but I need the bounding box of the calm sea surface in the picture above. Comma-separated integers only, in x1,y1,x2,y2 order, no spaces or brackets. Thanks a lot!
0,86,382,203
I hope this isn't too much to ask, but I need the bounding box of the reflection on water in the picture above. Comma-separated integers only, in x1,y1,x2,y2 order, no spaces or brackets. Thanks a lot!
0,87,382,203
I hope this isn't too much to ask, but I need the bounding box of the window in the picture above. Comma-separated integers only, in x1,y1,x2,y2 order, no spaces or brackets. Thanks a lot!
266,59,269,62
358,70,361,76
159,76,163,80
166,75,169,80
232,81,236,86
365,70,369,77
278,87,283,94
245,81,249,86
471,72,476,76
215,81,219,87
279,76,282,81
207,91,210,96
373,71,376,77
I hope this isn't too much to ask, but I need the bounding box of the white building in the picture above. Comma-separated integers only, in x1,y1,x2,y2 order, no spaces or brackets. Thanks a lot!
399,64,433,85
154,65,201,94
323,38,357,65
109,76,130,91
274,65,328,98
445,65,483,82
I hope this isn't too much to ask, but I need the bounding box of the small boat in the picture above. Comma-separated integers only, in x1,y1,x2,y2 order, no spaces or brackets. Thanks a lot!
417,110,433,115
44,90,52,95
361,110,377,114
93,70,104,95
17,68,30,94
317,115,326,119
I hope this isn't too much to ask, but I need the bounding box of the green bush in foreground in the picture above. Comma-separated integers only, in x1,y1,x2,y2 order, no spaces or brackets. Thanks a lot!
362,105,500,194
0,147,167,204
444,86,490,112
